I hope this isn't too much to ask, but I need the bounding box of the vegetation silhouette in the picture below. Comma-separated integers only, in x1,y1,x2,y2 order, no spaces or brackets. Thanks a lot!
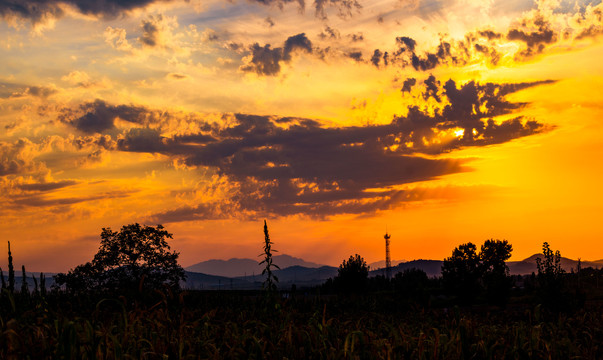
7,241,14,292
333,254,370,293
259,220,280,293
2,227,603,358
441,239,513,305
54,223,185,294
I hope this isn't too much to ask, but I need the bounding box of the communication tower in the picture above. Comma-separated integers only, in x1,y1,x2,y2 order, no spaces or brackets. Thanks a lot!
384,231,391,280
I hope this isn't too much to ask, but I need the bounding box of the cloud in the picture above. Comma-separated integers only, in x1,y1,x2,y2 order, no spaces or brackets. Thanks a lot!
60,99,149,134
507,15,556,59
0,0,167,25
0,139,45,176
401,77,416,93
60,77,554,220
240,33,313,76
315,0,361,20
319,26,340,40
17,180,78,192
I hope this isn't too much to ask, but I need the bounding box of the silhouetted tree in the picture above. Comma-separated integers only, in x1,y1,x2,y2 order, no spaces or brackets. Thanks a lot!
535,242,570,311
7,241,14,292
393,268,430,303
442,240,514,304
441,243,481,302
0,267,5,290
260,220,279,293
480,239,513,304
536,242,564,284
54,223,185,293
335,254,369,293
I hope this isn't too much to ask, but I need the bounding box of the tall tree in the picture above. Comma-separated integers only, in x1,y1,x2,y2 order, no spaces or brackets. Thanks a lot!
335,254,370,293
54,223,185,293
441,243,481,302
480,239,513,304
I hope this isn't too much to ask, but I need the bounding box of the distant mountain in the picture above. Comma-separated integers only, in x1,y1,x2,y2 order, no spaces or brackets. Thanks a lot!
185,254,325,278
371,260,444,278
183,271,254,290
507,254,603,275
368,260,406,270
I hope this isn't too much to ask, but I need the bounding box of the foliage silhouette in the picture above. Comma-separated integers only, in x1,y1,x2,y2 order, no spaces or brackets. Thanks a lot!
8,241,14,292
480,239,513,304
259,220,280,293
442,239,513,304
535,242,572,312
393,268,430,302
441,243,481,302
54,223,185,293
334,254,369,293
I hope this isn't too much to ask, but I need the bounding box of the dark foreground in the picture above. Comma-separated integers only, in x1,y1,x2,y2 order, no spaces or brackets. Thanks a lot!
1,289,603,359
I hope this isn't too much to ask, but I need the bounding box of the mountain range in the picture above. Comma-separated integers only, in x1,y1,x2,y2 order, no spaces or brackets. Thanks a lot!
185,254,323,278
181,253,603,289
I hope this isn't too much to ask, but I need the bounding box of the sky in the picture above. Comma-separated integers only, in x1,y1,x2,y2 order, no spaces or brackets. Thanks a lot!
1,0,602,272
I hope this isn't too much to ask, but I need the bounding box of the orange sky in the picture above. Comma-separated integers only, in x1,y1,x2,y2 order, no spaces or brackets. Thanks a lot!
1,0,603,272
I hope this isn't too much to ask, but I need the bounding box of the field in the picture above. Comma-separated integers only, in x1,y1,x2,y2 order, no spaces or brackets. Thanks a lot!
2,285,603,359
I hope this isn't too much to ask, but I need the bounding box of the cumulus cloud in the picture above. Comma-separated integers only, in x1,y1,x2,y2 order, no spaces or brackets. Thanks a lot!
240,33,313,76
0,139,46,176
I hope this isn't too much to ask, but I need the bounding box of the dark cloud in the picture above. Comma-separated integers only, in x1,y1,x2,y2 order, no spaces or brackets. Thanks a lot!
139,18,159,47
167,73,188,79
314,0,361,20
117,128,166,153
346,51,363,62
283,33,313,60
370,49,383,67
478,29,503,40
0,0,166,24
319,26,340,40
507,18,556,58
60,99,148,134
240,33,313,76
401,78,416,93
264,17,274,28
17,180,78,192
423,74,440,102
240,43,283,76
8,190,132,209
348,32,364,42
1,83,57,99
396,36,416,52
68,77,554,220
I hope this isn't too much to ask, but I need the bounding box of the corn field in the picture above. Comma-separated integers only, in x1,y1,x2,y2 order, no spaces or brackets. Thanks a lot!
1,289,603,359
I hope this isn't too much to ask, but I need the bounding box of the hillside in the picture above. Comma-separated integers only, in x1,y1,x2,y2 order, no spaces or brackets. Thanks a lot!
185,254,325,278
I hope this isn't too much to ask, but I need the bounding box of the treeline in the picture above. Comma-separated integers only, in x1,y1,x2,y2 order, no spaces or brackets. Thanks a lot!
321,240,598,313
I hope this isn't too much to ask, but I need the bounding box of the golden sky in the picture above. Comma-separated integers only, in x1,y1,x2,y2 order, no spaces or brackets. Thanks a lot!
1,0,602,271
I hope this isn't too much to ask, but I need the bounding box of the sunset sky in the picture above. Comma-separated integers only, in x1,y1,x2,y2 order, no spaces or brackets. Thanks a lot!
1,0,603,272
